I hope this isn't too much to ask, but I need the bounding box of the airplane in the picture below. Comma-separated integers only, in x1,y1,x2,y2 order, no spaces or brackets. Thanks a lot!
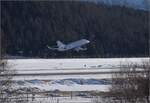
47,39,90,52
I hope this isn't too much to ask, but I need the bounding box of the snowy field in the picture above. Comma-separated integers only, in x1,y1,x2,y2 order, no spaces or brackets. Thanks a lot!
7,58,149,92
8,58,149,70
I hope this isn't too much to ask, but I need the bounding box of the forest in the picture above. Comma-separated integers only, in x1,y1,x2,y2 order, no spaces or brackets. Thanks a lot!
1,1,149,58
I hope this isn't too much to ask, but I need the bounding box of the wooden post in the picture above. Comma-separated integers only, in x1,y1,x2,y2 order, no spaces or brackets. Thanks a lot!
71,91,73,99
57,98,59,103
32,93,35,101
27,91,29,102
0,27,1,60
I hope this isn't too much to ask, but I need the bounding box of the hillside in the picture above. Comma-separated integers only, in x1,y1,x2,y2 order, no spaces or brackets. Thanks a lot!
1,1,149,58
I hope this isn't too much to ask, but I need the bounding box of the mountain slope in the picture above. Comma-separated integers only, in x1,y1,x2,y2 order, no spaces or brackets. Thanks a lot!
1,1,149,58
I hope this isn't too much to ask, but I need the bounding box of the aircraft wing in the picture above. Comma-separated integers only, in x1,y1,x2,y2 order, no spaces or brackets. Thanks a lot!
74,47,87,52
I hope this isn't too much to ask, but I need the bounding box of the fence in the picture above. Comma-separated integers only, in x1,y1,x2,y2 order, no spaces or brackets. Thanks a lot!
0,91,105,103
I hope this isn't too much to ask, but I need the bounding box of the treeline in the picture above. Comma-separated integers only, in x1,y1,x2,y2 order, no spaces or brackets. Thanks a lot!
1,1,149,58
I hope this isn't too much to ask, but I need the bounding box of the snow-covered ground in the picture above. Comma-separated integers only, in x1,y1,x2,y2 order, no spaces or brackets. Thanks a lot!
14,78,111,92
8,58,149,92
14,82,110,92
8,58,148,70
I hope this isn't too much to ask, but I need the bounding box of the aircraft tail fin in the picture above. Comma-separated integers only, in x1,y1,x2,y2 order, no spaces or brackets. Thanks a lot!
56,41,66,48
47,45,52,49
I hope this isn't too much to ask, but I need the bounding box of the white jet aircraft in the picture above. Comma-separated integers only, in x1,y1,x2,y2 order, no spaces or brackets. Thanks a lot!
47,39,90,52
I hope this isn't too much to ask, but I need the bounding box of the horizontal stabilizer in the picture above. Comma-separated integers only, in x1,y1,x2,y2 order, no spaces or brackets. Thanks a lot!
47,45,58,50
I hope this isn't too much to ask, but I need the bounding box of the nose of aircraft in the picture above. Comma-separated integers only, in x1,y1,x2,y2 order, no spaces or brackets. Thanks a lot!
86,40,90,43
82,39,90,43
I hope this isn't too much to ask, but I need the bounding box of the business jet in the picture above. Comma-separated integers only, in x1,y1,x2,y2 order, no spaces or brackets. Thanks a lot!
47,39,90,52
